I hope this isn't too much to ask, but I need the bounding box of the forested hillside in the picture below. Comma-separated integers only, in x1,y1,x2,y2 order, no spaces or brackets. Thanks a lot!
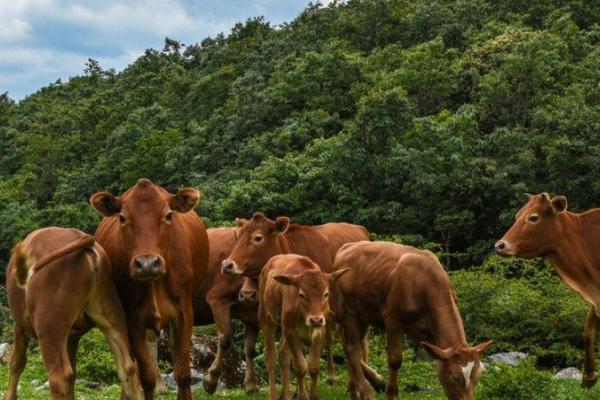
2,0,600,276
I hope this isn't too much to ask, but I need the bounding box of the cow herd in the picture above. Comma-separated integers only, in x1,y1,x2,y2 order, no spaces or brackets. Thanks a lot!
3,180,599,400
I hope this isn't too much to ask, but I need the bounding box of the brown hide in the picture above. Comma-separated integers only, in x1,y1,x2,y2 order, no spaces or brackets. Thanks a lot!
333,241,491,400
258,255,346,400
91,178,209,400
222,212,369,277
495,193,600,388
5,227,139,400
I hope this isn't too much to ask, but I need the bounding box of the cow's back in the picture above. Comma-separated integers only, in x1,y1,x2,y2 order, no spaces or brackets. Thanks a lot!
286,222,369,272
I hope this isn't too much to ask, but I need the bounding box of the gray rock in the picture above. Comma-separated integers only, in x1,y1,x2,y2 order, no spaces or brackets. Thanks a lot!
555,367,583,381
161,373,177,388
0,343,11,364
35,381,49,391
85,381,101,390
30,379,41,387
487,352,528,366
162,369,204,391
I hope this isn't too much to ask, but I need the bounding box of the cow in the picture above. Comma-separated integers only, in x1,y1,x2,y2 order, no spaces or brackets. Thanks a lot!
5,227,140,400
90,178,209,400
220,212,371,385
494,192,600,388
332,241,492,400
258,254,349,400
191,227,260,393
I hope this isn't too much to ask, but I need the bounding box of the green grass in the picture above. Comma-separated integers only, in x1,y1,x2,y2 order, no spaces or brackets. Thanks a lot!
2,329,600,399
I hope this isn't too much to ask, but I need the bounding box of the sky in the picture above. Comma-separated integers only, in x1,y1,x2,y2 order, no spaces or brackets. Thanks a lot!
0,0,332,101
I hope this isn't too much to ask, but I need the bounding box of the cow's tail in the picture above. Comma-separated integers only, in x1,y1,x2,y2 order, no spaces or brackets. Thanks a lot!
16,234,96,287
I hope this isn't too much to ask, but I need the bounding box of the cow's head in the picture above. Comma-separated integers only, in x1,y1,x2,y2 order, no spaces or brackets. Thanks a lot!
221,212,290,277
495,193,568,258
422,341,492,400
273,266,349,328
90,178,200,281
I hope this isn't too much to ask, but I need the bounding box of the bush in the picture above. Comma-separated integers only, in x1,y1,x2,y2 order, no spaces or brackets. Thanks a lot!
451,257,588,368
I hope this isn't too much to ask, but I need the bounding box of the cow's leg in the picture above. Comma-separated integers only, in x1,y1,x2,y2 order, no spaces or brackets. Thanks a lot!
362,332,369,363
66,333,83,399
87,297,141,400
583,306,599,388
325,321,335,385
129,324,158,400
383,320,403,400
262,319,278,400
147,332,167,394
279,336,292,400
169,304,194,400
204,297,233,394
309,330,325,400
38,329,74,400
243,323,259,393
340,317,374,400
285,328,309,400
360,325,385,392
5,324,30,400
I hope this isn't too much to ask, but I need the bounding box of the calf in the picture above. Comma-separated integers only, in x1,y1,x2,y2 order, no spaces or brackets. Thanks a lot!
495,193,600,388
5,227,139,400
258,254,348,400
332,241,492,400
221,212,370,384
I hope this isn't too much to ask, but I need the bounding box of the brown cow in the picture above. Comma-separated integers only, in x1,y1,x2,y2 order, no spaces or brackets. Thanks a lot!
220,212,370,384
495,192,600,388
190,227,260,393
258,254,349,400
5,227,140,400
332,241,492,400
90,178,209,400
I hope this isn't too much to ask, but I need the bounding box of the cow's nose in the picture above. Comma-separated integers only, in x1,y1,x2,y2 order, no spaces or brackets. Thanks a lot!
134,256,161,272
309,316,325,327
494,240,506,252
239,289,257,303
221,260,235,274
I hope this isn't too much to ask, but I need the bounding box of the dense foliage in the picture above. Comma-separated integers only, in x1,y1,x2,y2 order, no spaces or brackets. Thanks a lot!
2,0,600,274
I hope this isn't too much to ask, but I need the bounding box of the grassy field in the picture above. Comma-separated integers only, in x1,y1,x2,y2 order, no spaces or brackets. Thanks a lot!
2,332,600,400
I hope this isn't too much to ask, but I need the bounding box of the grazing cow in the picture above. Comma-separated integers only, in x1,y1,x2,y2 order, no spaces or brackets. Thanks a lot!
332,241,492,400
220,212,370,384
495,192,600,388
5,227,139,400
191,227,260,393
259,254,349,400
91,178,209,400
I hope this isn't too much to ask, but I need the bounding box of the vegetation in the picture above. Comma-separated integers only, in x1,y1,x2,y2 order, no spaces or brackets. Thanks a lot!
2,0,600,398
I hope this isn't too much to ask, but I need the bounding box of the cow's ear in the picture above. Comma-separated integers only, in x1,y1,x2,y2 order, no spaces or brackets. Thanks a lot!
235,218,248,227
473,340,493,355
273,273,300,287
328,268,350,282
273,216,290,234
90,192,121,216
551,195,567,213
421,341,452,360
170,188,200,213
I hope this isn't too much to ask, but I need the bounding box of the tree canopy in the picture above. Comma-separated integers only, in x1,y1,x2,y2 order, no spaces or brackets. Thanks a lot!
2,0,600,276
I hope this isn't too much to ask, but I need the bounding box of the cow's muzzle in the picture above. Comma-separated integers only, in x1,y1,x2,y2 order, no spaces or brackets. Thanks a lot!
238,288,257,304
494,240,512,256
307,316,326,327
221,259,243,276
131,255,164,280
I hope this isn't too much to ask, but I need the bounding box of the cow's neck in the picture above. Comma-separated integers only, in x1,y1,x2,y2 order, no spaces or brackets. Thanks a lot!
277,232,295,254
547,210,600,308
427,292,468,350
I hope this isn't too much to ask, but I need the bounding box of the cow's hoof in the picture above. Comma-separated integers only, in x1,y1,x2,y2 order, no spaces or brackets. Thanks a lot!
203,377,218,394
582,374,598,389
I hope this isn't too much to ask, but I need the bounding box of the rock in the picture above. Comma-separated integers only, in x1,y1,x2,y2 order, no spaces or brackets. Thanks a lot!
30,379,41,387
158,332,247,389
85,381,101,390
555,367,583,381
161,373,177,389
487,352,528,366
0,343,11,364
480,362,487,371
35,381,49,391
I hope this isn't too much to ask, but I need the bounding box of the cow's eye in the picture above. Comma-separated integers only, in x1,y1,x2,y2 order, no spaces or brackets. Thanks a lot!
323,291,329,299
299,291,306,299
118,213,127,225
165,211,174,222
528,213,539,224
254,235,263,243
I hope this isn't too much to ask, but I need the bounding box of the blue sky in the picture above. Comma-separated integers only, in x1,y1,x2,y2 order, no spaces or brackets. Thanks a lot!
0,0,331,101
